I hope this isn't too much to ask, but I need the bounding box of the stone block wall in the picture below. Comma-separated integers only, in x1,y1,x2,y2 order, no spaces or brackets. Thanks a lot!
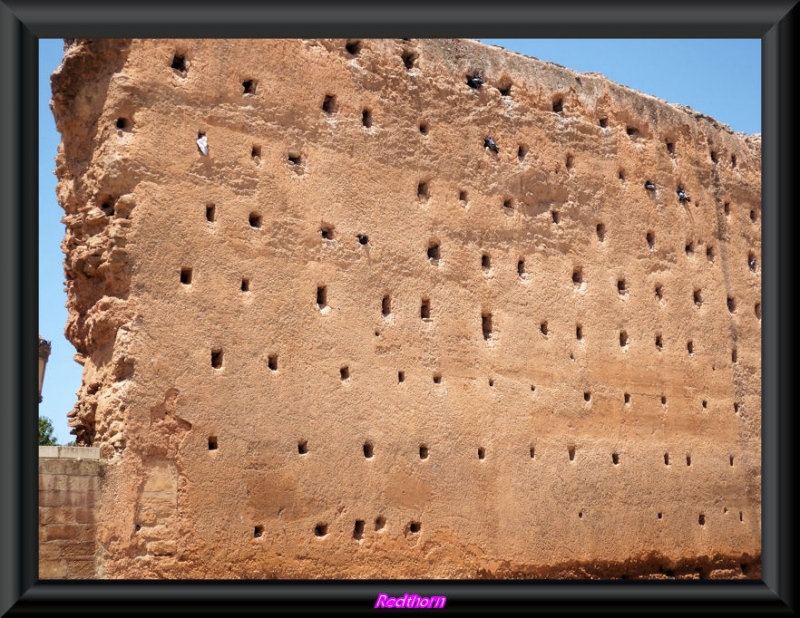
38,446,102,579
50,38,761,579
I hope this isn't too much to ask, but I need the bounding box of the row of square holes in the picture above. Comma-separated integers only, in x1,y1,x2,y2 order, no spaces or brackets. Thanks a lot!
209,348,744,415
170,40,742,171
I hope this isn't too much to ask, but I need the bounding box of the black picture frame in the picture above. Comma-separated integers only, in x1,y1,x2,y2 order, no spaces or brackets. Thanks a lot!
2,1,795,614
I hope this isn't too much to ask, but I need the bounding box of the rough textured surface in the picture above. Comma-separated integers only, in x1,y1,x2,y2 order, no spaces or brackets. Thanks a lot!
38,447,102,579
51,38,761,579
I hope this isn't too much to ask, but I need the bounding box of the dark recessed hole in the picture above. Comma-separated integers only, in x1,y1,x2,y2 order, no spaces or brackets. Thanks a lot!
655,334,663,350
268,355,277,371
478,447,485,460
419,121,428,135
417,182,429,201
298,440,308,455
619,170,626,181
205,204,216,222
322,94,337,113
208,436,218,450
664,453,670,466
375,516,386,531
710,150,718,163
646,231,655,249
572,268,583,285
382,295,391,317
584,391,591,402
617,279,627,295
530,446,535,459
321,225,334,240
518,145,528,161
362,109,372,128
171,54,186,73
314,524,328,537
707,245,715,262
619,331,628,347
702,400,708,409
540,321,548,336
530,385,536,393
748,252,757,271
503,198,513,211
624,393,630,404
755,302,761,320
180,268,192,285
409,522,421,533
666,141,675,154
340,366,350,381
116,117,130,130
612,453,619,465
353,520,365,540
249,213,262,228
317,286,327,309
481,254,491,271
420,299,431,319
551,210,560,224
363,442,373,458
750,209,757,222
685,241,694,255
734,402,740,414
730,455,734,466
694,289,703,306
241,278,250,292
135,524,141,532
346,39,361,55
724,201,731,215
482,313,493,340
358,234,369,245
211,349,223,369
698,513,706,525
427,242,440,262
578,511,583,519
251,145,261,159
662,396,667,406
288,153,302,166
552,98,563,113
100,200,115,216
566,154,574,169
687,340,694,355
596,223,606,241
598,117,608,128
732,348,738,363
401,49,418,69
576,325,583,340
517,259,526,277
728,297,736,313
432,374,441,384
740,563,748,575
740,511,743,522
658,513,663,520
459,190,468,203
568,446,575,461
498,82,512,96
626,126,639,137
419,446,429,460
242,79,256,95
254,525,263,538
731,154,738,168
686,454,692,466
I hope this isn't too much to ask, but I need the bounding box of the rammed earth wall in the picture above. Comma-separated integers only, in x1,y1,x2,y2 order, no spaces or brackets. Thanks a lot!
50,38,761,579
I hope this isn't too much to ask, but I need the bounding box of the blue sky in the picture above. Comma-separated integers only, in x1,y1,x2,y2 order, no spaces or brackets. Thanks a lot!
38,38,760,444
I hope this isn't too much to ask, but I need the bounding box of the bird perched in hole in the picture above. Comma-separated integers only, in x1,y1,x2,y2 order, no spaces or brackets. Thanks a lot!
677,189,691,202
644,181,656,192
358,234,369,246
197,134,209,156
484,136,499,154
749,256,757,270
466,75,484,89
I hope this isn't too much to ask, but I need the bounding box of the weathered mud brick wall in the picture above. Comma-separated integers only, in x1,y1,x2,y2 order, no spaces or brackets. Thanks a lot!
51,38,761,579
38,446,102,579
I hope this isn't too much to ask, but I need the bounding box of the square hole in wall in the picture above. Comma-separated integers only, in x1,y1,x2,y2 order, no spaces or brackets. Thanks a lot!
398,371,405,383
362,109,373,128
268,355,278,371
427,242,440,262
241,278,250,292
322,94,337,113
254,525,263,538
420,299,431,319
353,520,365,540
298,440,308,455
206,204,216,222
317,286,327,310
211,349,223,369
419,446,429,460
180,268,192,285
432,374,442,384
242,79,257,95
363,442,374,458
171,53,187,73
208,436,218,450
249,212,262,228
340,366,350,381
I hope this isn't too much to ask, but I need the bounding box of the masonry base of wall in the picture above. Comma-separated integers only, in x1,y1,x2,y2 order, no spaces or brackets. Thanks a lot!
39,446,103,579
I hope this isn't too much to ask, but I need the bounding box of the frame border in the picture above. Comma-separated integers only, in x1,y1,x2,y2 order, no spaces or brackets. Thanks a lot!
2,1,795,614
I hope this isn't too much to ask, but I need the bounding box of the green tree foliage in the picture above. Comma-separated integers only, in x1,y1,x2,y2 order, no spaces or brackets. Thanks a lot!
38,416,57,446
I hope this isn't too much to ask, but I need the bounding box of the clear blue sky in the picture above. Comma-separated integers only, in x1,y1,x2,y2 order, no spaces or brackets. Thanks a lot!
38,38,760,445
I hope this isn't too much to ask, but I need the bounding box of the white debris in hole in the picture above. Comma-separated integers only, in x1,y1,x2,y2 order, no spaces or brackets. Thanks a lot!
197,134,209,155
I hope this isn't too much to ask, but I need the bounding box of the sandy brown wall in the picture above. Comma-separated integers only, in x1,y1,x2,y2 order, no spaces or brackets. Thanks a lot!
51,38,761,579
38,446,102,579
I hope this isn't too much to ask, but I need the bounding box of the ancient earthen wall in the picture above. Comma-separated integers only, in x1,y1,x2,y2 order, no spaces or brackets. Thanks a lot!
51,38,761,579
38,446,102,579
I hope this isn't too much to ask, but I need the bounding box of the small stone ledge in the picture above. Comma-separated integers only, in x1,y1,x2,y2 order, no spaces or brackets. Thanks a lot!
39,446,101,460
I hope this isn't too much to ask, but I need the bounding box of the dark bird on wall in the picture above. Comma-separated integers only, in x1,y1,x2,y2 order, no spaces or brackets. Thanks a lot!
484,136,499,154
677,189,691,202
644,181,656,192
358,234,369,245
749,256,757,270
467,75,484,89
